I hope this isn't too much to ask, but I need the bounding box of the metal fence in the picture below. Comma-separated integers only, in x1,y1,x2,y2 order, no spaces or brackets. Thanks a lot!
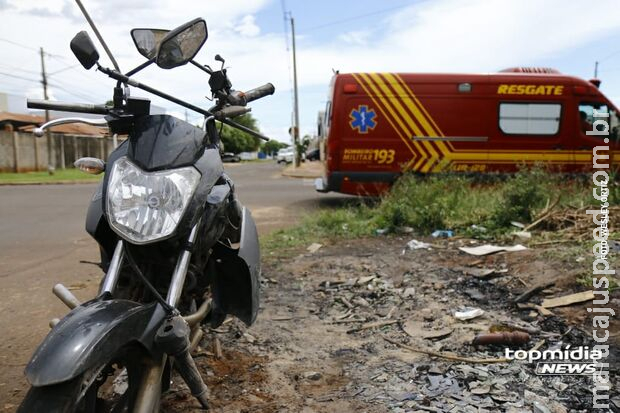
0,130,119,172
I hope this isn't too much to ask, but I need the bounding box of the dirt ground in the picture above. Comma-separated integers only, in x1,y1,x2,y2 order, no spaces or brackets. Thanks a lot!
162,236,619,413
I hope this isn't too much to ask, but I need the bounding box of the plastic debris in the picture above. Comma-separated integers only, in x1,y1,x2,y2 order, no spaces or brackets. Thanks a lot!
458,244,527,256
512,230,532,240
454,307,485,321
431,230,454,238
375,228,389,235
402,239,432,254
470,224,487,232
510,221,525,228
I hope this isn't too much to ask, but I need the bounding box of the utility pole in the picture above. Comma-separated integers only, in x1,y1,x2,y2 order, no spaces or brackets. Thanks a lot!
40,47,54,174
290,16,301,167
594,61,599,78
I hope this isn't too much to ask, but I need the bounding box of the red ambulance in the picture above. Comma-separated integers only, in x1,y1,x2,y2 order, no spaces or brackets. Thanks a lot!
315,68,619,195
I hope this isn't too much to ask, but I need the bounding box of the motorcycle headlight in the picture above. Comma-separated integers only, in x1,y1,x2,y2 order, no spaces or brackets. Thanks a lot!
106,157,200,244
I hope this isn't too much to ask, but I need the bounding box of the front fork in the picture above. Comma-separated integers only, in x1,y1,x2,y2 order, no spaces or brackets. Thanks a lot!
96,222,210,412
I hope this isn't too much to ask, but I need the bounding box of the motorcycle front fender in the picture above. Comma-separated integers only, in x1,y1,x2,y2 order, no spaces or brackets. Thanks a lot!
25,298,167,387
210,207,260,326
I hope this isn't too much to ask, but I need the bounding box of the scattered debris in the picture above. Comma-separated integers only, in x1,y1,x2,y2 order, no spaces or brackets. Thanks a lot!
542,291,595,308
454,307,485,321
301,371,322,381
382,335,510,364
431,230,454,238
469,224,487,232
517,302,554,317
347,319,400,334
422,328,453,340
458,244,527,256
455,266,508,279
402,287,416,298
512,230,532,240
513,281,556,303
402,239,432,253
472,331,530,346
213,335,222,359
511,221,525,228
306,243,323,253
375,228,389,235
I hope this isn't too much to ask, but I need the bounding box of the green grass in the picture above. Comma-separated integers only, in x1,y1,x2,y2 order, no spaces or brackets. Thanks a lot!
263,167,614,252
0,169,102,183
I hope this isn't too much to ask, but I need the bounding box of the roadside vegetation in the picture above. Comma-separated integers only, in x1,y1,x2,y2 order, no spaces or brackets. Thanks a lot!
0,169,102,183
264,167,617,245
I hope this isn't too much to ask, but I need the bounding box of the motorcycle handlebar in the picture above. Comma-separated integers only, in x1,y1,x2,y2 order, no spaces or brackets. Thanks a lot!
244,83,275,103
214,106,251,119
27,99,109,115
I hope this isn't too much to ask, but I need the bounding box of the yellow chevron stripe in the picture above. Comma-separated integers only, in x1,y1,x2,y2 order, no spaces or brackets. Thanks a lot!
367,73,439,172
395,73,444,136
386,73,451,171
359,73,428,171
352,74,418,167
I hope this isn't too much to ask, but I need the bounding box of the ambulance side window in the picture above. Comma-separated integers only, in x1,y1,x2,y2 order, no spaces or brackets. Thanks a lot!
578,103,609,136
499,103,561,135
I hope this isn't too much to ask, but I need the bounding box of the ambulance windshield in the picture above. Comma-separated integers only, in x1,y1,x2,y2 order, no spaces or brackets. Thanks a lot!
578,102,619,139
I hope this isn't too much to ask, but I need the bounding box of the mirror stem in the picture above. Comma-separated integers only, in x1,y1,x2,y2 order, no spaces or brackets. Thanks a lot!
74,0,122,75
125,59,155,77
190,60,213,75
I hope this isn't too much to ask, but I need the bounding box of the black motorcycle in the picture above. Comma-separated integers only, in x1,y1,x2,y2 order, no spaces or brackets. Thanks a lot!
18,12,274,413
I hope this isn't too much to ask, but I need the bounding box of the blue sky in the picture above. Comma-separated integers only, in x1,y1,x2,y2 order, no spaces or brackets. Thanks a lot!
1,0,620,143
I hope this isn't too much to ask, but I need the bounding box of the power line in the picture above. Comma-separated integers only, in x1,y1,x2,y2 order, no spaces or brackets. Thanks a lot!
0,37,71,60
0,37,39,52
600,49,620,62
299,3,414,33
48,63,81,76
0,71,40,83
48,81,100,103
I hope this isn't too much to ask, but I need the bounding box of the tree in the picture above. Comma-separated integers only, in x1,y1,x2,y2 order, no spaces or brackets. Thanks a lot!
219,114,261,154
296,134,311,155
261,140,288,156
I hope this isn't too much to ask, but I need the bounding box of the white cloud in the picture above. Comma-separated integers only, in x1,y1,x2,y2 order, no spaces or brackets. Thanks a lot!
233,15,261,37
338,30,372,46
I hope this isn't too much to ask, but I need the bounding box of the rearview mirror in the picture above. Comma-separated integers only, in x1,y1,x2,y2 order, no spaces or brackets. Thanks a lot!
70,31,99,70
131,28,169,60
156,18,207,69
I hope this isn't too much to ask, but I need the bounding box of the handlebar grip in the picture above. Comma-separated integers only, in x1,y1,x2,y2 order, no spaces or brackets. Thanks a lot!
27,99,108,115
244,83,275,103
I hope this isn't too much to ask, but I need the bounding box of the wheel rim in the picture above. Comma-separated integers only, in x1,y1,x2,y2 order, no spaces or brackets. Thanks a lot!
75,348,143,413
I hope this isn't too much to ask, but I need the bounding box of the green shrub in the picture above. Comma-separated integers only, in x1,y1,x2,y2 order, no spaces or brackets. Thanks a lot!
490,167,548,228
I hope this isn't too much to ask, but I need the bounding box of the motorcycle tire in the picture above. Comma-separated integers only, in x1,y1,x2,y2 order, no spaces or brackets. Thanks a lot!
17,346,150,413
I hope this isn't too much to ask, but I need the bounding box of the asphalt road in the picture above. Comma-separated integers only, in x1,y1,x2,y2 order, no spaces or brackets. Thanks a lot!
0,161,353,409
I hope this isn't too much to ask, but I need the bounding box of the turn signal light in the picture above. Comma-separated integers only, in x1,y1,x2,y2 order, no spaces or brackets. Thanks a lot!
74,157,105,175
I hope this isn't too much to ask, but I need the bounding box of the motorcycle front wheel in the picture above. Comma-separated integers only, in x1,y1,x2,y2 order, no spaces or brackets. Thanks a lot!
17,346,150,413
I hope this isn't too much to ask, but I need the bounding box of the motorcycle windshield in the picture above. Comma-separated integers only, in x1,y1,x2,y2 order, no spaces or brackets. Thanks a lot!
127,114,208,171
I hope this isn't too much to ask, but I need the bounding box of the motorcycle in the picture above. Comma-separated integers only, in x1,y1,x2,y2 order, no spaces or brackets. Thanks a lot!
17,7,274,412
